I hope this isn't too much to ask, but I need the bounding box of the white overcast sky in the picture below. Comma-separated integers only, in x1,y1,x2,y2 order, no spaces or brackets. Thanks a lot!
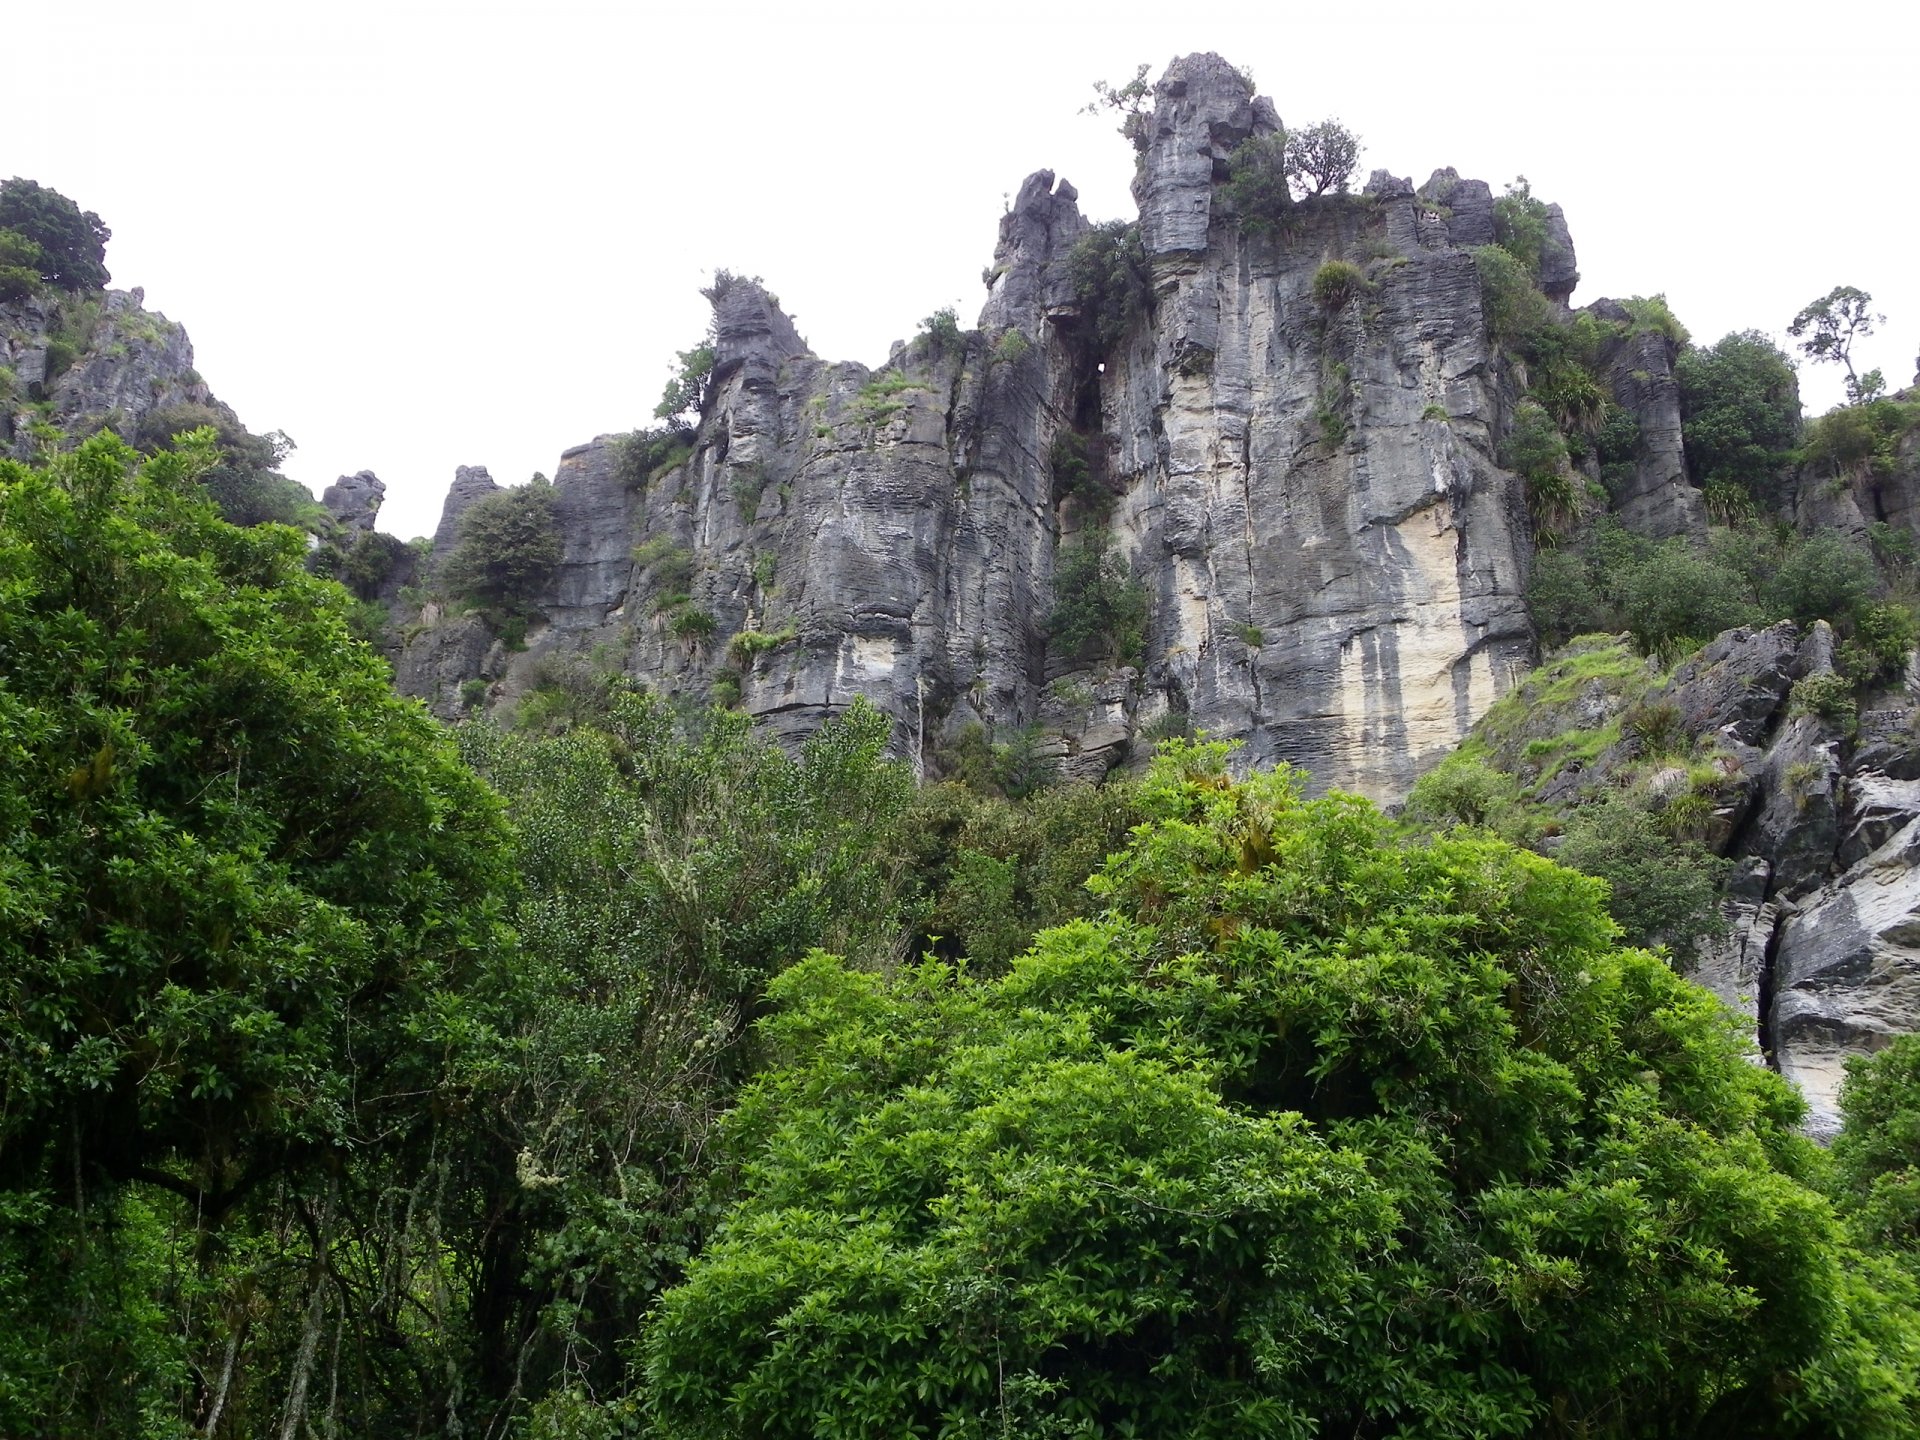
11,0,1917,540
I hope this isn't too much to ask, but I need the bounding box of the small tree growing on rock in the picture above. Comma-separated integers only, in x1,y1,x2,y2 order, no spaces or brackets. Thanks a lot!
1285,119,1362,198
1791,285,1886,404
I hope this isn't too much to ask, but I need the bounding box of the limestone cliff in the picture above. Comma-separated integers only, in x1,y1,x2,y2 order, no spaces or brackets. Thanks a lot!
394,55,1730,808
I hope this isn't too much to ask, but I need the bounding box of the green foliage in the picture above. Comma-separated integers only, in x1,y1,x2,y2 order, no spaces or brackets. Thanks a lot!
457,696,914,1422
1066,219,1151,352
726,621,798,668
654,342,717,423
1083,63,1153,153
918,305,962,351
646,744,1918,1439
440,477,562,623
1613,536,1757,658
1403,753,1533,842
1556,792,1729,951
1621,293,1690,347
1835,1034,1920,1261
0,177,110,290
1048,429,1108,517
0,264,34,302
1473,244,1554,348
1790,671,1858,728
1504,399,1579,539
632,533,696,592
730,464,766,523
1311,258,1367,309
1526,546,1609,647
1285,117,1362,197
1765,531,1877,629
612,424,695,489
1241,622,1264,647
1223,132,1293,233
851,368,925,423
312,526,412,601
1047,532,1148,664
0,432,512,1435
1842,602,1920,685
133,403,321,529
1491,175,1551,274
1791,284,1885,404
1676,330,1800,505
990,327,1032,367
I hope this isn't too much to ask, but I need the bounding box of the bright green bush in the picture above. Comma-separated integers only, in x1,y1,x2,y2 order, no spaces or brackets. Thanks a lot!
644,743,1920,1439
1311,258,1366,309
1474,244,1554,347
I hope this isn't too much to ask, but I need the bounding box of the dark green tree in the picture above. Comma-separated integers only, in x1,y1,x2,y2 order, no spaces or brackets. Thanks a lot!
1676,330,1801,504
0,431,512,1435
0,177,110,290
439,477,561,622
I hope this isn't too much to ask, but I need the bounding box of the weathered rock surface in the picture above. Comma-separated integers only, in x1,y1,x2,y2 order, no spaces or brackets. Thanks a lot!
2,286,213,457
322,470,385,534
403,55,1642,803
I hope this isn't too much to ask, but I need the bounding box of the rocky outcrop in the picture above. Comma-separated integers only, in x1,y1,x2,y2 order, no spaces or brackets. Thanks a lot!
322,470,385,534
1454,618,1920,1137
2,286,212,457
402,56,1617,802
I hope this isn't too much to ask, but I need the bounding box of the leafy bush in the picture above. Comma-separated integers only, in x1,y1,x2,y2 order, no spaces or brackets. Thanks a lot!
670,606,715,641
1223,132,1292,233
1048,429,1108,517
1791,671,1858,727
645,743,1916,1439
0,263,37,303
440,478,562,622
1491,176,1551,274
1556,791,1729,951
1612,538,1756,658
990,327,1032,367
1403,753,1531,840
726,622,797,668
1311,258,1366,309
1527,547,1609,646
1066,219,1151,352
918,305,962,351
612,425,694,489
1620,294,1690,347
1834,1034,1920,1260
1473,244,1554,348
1764,531,1877,628
1047,533,1148,663
653,342,716,423
1675,330,1799,504
633,534,696,590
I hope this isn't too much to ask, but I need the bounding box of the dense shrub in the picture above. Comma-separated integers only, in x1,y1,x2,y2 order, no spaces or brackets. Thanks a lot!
1311,258,1366,309
1491,175,1551,274
1676,330,1800,504
1474,244,1554,348
1284,118,1362,197
1047,532,1148,663
1066,219,1151,352
439,478,562,622
1223,132,1292,233
1556,791,1730,951
645,743,1919,1439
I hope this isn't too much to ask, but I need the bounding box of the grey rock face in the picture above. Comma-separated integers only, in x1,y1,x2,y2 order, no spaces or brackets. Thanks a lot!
397,53,1575,804
430,465,502,555
2,286,212,457
1131,53,1269,258
322,470,385,534
1584,298,1703,540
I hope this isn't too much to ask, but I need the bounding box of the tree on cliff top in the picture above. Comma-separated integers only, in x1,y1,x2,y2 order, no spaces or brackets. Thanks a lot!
0,177,110,291
645,741,1920,1439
